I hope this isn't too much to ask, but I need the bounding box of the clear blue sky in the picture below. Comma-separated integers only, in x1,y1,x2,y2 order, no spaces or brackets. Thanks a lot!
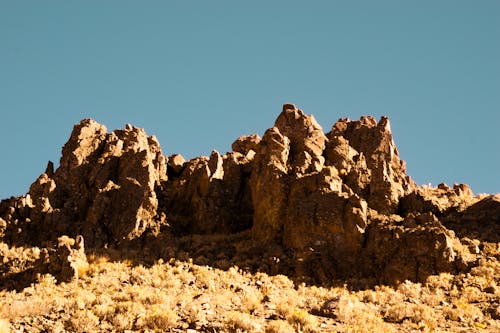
1,1,499,199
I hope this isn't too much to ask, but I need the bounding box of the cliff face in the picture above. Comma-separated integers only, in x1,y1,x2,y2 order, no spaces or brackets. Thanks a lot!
1,104,498,284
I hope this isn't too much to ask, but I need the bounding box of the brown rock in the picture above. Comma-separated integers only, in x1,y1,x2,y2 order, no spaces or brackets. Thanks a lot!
47,235,88,282
0,217,5,239
7,119,168,247
162,151,254,235
444,194,500,242
250,126,290,241
168,154,186,174
362,213,471,284
232,134,261,155
399,183,477,217
327,116,414,213
1,104,493,287
274,103,326,174
249,106,371,279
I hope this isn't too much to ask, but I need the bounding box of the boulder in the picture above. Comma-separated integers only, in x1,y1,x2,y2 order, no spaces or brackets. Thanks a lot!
444,194,500,242
232,134,261,155
168,154,186,175
399,182,477,217
47,235,89,282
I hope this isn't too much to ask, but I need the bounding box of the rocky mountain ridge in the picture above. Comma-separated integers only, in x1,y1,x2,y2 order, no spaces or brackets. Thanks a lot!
1,104,499,286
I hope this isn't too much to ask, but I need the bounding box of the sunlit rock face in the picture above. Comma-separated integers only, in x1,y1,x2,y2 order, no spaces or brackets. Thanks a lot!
1,104,493,284
1,119,167,247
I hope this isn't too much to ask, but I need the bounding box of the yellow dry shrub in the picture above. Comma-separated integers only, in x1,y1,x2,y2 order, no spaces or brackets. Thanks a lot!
445,298,484,323
286,309,318,333
67,309,99,332
383,302,437,330
143,306,179,330
265,319,295,333
0,319,10,333
226,310,262,332
0,299,48,320
241,289,263,314
335,293,396,333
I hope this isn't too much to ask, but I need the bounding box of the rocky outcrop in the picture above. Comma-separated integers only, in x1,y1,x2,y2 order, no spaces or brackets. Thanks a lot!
232,134,261,155
443,194,500,243
362,212,472,284
160,150,254,235
327,115,414,214
249,105,369,275
1,104,497,285
399,182,477,217
1,119,167,247
46,235,89,282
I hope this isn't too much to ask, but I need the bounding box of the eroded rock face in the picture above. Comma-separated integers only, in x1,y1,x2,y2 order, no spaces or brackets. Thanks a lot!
161,150,254,235
362,212,472,284
246,104,482,281
400,183,477,217
2,119,167,247
232,134,261,156
0,104,495,285
327,115,414,214
443,194,500,243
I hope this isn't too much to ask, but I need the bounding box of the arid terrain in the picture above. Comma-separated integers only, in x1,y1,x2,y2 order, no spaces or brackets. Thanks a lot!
1,104,499,332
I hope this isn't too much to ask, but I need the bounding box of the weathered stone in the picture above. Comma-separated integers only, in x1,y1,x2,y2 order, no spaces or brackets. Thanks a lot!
362,213,470,284
162,151,254,235
328,116,414,214
444,194,500,242
168,154,186,174
0,217,5,240
399,183,477,217
232,134,261,155
250,126,290,241
47,235,88,283
274,103,326,175
2,119,168,247
0,104,493,286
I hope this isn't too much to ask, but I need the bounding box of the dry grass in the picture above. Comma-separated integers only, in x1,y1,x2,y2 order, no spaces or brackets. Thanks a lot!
0,319,10,333
1,242,499,332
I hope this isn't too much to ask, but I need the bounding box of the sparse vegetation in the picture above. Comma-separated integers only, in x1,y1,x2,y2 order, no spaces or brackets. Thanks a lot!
0,110,499,332
0,242,499,332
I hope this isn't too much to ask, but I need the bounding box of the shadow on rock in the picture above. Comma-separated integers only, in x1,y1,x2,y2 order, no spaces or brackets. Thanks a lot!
0,105,495,292
444,194,500,243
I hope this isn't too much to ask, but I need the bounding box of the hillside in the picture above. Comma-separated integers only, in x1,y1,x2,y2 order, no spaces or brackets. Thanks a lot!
1,104,499,332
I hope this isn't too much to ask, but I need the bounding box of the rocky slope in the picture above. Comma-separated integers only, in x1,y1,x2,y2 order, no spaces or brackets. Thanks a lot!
1,104,499,288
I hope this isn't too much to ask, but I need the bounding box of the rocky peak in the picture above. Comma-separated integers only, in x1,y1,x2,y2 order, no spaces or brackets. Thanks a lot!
1,104,495,285
326,115,414,213
2,119,168,247
274,103,327,175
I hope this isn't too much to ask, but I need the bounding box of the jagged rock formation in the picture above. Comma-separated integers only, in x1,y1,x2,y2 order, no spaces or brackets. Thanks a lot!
46,235,89,283
1,120,167,247
1,104,498,285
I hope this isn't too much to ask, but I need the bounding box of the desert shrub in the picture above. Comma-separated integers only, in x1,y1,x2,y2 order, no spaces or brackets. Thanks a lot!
286,309,318,333
0,319,10,333
226,311,262,332
143,306,179,330
383,302,437,330
445,298,484,324
0,299,48,319
265,319,295,333
67,309,99,332
241,289,263,314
